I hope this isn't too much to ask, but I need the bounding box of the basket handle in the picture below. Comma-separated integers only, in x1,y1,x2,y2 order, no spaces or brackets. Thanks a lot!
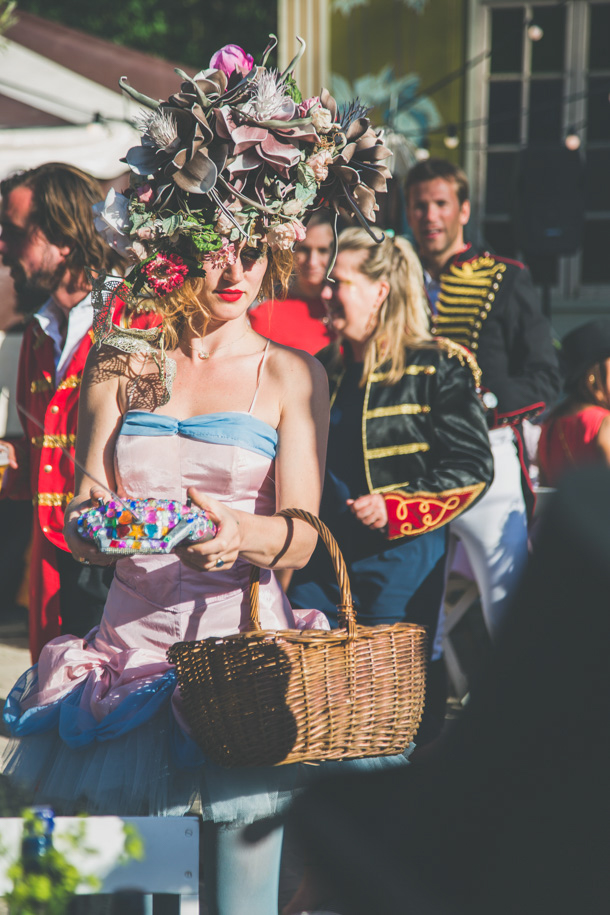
247,508,356,636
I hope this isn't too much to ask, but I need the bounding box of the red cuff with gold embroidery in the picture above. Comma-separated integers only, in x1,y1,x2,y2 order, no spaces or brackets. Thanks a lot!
383,483,486,539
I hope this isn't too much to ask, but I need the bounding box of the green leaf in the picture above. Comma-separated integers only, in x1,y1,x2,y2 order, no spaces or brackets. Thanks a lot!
283,74,303,104
122,823,145,862
190,227,223,253
6,808,151,915
161,214,183,236
296,162,317,190
129,209,153,231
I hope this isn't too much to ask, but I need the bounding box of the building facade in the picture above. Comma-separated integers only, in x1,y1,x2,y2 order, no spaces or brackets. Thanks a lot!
465,0,610,332
277,0,610,332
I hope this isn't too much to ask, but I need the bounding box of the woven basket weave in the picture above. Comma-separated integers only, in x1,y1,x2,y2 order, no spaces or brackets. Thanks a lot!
167,509,427,768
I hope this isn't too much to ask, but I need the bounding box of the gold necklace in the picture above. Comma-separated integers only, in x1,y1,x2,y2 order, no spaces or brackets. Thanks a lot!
192,321,251,360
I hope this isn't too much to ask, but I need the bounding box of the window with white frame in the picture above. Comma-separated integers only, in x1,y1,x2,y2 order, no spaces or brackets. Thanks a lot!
469,1,610,298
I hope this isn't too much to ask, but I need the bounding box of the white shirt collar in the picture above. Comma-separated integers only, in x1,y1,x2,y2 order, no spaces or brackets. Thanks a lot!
34,294,93,382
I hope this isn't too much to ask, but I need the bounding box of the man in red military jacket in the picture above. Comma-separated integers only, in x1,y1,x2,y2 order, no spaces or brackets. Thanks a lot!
405,158,560,642
0,163,151,660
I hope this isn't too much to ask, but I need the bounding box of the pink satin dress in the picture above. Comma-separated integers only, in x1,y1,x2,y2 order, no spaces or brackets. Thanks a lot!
2,345,354,821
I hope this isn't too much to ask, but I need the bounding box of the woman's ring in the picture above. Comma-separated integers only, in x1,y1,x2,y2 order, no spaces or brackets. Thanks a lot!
79,557,91,565
215,558,225,568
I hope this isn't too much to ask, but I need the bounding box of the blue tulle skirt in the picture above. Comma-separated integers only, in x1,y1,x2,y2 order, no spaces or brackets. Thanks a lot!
2,665,412,825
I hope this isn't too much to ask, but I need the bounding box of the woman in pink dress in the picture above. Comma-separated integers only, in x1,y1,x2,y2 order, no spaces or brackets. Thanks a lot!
3,237,334,908
538,319,610,486
1,41,400,915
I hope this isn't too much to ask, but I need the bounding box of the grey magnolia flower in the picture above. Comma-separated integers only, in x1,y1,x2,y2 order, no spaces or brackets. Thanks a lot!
124,101,227,197
319,88,392,227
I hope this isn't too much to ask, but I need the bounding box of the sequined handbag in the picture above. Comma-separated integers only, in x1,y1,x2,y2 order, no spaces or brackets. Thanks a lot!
77,497,217,555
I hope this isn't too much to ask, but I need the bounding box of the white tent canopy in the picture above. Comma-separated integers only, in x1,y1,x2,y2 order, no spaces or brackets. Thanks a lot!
0,121,140,180
0,38,142,179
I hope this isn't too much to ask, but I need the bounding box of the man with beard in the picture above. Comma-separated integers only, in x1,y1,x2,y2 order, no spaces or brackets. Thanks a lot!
405,158,560,644
0,163,127,660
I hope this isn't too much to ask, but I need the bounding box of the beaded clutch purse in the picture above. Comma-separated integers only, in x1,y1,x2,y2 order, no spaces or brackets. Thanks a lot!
77,498,218,555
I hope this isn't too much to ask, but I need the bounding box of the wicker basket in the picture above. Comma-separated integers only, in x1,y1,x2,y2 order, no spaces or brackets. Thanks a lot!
167,509,427,768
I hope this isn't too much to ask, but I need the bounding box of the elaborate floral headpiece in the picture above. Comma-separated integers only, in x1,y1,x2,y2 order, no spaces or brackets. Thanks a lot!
93,36,392,307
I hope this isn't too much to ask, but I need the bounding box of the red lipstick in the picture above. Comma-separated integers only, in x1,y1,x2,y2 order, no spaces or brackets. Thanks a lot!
217,289,244,302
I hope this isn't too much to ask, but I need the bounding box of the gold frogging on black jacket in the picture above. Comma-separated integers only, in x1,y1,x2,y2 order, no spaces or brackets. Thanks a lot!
429,245,560,427
432,254,505,354
317,339,494,540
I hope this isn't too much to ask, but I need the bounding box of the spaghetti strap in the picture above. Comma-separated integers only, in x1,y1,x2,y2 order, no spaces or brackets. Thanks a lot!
248,340,271,415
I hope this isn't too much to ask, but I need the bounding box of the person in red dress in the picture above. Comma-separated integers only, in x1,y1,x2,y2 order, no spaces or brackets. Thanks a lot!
538,318,610,486
249,211,335,354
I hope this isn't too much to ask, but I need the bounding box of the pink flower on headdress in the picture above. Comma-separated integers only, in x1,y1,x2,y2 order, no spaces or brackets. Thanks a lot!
298,97,320,117
282,197,305,217
135,183,155,206
128,240,148,261
267,223,295,250
215,202,246,237
142,253,189,295
203,239,239,269
307,149,334,183
210,44,254,79
216,80,320,190
267,221,305,250
310,106,333,133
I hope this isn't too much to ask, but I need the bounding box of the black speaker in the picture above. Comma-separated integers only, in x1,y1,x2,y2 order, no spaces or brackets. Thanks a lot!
512,147,584,257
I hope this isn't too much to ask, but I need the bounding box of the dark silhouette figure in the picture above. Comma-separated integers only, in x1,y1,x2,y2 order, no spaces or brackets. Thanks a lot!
287,466,610,915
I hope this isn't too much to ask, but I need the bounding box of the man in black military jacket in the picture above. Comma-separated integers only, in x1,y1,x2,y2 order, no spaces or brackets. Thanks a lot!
406,158,560,639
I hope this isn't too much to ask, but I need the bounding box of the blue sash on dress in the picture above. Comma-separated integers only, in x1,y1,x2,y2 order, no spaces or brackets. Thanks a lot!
120,410,278,460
